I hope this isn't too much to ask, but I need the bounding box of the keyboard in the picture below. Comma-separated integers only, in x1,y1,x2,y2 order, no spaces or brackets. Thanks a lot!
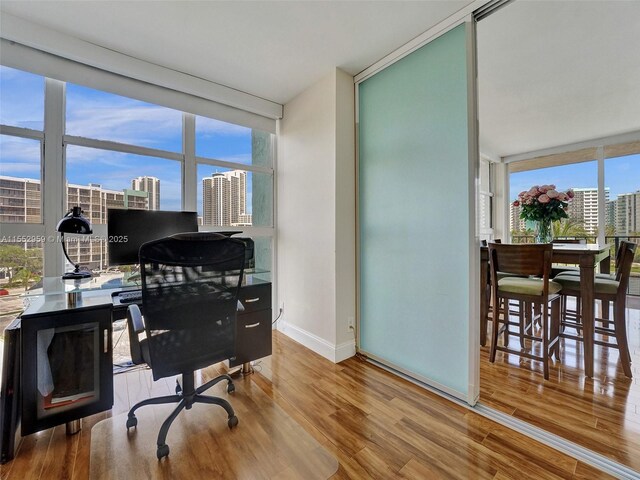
115,290,142,304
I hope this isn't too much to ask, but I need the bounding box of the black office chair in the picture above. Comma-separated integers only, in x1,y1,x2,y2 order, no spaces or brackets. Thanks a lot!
125,232,246,459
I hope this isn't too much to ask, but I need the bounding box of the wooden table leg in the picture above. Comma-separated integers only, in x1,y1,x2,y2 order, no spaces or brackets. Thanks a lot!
480,255,489,347
580,255,595,378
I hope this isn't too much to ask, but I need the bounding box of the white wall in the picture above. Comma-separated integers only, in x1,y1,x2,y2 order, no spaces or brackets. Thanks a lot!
277,68,356,362
334,68,356,348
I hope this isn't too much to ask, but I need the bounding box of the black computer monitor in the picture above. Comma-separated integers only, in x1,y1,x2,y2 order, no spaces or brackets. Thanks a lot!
107,209,198,266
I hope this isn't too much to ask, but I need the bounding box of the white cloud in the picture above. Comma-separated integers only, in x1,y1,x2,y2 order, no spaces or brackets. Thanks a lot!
0,137,41,176
66,102,182,147
0,162,40,176
65,146,181,193
220,153,252,164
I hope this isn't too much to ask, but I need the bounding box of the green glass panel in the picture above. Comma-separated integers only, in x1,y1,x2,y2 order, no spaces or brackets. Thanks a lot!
359,24,471,397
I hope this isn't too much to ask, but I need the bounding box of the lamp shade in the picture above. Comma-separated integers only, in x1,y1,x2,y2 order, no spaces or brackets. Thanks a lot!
56,206,92,234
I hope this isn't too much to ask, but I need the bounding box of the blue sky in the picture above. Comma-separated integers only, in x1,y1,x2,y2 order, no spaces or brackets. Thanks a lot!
510,155,640,201
0,66,255,215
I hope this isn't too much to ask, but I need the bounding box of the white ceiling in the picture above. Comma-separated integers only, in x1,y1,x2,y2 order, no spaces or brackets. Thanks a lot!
2,1,639,158
478,0,640,158
0,0,470,105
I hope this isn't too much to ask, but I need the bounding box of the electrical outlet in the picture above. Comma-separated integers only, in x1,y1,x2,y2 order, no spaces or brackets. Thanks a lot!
347,316,355,332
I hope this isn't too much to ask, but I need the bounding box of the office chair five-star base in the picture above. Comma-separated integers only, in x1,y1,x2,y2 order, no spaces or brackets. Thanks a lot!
125,372,239,459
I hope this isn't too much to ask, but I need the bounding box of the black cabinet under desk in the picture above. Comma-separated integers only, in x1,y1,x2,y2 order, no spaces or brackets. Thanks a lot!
230,282,273,368
21,303,113,435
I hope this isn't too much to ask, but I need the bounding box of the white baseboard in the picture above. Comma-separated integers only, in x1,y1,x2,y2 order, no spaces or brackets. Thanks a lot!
335,339,357,363
277,321,356,363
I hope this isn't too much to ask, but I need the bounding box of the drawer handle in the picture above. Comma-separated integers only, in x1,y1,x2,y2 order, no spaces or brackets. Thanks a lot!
245,298,260,303
245,322,260,329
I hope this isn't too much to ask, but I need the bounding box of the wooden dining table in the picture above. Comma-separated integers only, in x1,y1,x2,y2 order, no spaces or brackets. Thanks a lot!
480,243,611,378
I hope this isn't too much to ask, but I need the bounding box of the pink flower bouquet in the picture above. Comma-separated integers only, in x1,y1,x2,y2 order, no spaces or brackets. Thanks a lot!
512,184,573,223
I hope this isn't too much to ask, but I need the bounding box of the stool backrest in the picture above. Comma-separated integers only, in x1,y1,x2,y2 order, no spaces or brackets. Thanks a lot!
616,241,637,292
488,243,553,298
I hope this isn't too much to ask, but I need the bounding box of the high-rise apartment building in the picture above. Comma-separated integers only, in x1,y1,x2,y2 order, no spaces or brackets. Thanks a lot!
203,173,230,226
237,214,252,226
614,191,640,235
0,176,41,223
202,170,249,227
0,175,150,269
131,176,160,210
509,203,526,233
567,187,609,235
606,199,617,231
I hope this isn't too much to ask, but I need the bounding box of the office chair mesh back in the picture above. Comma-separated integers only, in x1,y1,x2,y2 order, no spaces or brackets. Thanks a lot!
139,232,246,380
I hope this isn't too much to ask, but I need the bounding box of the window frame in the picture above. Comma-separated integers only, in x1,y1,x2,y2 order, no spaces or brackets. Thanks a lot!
0,126,45,225
1,67,277,279
504,135,640,244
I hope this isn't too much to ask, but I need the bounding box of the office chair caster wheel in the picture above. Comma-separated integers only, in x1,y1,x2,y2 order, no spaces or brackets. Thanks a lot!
175,380,182,395
227,382,235,394
228,415,239,429
157,444,170,459
126,416,137,429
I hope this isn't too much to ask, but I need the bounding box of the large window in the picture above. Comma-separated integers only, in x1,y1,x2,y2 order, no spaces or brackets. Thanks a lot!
1,66,275,280
507,148,639,296
509,160,598,241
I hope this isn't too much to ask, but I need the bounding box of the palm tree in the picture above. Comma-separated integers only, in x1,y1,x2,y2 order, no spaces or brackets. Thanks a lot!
552,218,588,239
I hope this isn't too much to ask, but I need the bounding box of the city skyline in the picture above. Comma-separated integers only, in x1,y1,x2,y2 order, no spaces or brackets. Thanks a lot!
1,168,252,227
510,186,640,236
0,168,253,268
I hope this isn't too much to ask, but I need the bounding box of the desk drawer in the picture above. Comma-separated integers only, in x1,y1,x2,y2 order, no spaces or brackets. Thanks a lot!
238,283,271,313
232,309,272,366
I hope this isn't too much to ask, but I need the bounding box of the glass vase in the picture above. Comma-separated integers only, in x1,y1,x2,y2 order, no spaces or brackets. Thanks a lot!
535,218,553,243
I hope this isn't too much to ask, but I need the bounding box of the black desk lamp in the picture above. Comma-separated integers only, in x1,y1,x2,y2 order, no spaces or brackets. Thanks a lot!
56,206,93,279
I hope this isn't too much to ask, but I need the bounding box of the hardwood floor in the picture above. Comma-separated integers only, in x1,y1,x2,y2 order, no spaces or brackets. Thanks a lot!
1,330,615,479
480,301,640,473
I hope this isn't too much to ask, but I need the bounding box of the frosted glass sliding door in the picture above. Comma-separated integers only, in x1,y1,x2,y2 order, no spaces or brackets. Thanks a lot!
358,23,478,402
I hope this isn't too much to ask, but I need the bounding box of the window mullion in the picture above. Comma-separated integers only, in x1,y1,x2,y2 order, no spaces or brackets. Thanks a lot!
42,78,66,277
195,155,273,175
183,113,196,212
0,125,44,140
597,146,605,246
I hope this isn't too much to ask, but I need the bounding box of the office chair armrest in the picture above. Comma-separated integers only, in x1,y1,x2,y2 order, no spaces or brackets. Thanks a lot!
127,304,145,333
127,304,146,365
